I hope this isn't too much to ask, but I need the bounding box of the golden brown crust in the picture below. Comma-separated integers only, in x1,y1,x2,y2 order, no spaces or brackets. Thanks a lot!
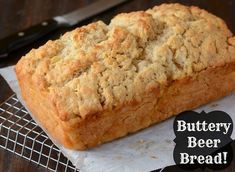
15,3,235,150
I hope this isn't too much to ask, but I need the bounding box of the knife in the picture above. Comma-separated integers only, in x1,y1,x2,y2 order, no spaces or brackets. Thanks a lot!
0,0,128,59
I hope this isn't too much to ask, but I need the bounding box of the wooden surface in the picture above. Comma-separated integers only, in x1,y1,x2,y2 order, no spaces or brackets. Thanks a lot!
0,0,97,39
0,0,234,171
0,0,234,40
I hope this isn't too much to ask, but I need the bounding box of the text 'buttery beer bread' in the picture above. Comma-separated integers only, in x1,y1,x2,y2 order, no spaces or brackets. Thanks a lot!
15,4,235,150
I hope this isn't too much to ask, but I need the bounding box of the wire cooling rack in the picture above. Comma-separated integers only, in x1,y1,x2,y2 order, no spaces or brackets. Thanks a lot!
0,93,79,172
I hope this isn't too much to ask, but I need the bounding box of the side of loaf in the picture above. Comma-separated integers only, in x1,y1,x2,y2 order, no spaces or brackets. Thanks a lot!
15,3,235,150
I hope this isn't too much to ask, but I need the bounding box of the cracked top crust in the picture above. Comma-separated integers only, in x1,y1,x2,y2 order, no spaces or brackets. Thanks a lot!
16,3,235,121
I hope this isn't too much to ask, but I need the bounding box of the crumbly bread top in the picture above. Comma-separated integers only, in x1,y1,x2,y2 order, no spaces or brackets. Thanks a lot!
16,4,235,121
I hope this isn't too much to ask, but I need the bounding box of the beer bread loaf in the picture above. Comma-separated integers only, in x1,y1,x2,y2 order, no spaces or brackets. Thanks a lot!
15,3,235,150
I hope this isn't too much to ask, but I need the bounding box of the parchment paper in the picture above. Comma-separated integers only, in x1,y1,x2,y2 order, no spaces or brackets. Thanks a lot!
1,66,234,172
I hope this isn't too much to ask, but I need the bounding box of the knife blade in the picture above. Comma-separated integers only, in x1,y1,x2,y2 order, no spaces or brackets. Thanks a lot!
0,0,128,59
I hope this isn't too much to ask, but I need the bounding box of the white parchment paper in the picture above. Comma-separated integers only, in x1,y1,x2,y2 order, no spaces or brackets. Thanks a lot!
0,66,234,172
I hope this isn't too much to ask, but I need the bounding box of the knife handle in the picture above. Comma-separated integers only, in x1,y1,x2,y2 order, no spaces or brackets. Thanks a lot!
0,19,64,59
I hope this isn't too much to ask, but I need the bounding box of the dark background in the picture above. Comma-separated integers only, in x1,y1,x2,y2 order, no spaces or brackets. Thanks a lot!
0,0,234,40
0,0,235,171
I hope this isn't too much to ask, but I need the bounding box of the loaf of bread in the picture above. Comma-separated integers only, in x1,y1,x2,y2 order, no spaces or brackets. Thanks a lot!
15,3,235,150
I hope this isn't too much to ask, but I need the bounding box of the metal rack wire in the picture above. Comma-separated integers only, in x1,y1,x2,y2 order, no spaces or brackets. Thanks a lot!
0,93,79,172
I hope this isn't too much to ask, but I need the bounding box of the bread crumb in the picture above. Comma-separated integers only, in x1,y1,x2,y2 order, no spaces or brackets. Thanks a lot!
165,139,172,144
211,104,219,107
115,155,123,160
138,139,145,144
150,155,158,159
